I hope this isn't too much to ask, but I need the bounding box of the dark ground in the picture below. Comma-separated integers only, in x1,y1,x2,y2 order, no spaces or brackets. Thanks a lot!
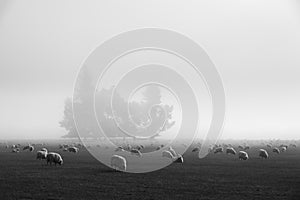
0,143,299,200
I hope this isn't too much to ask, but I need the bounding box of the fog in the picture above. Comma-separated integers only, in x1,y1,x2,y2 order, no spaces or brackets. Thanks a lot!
0,0,300,139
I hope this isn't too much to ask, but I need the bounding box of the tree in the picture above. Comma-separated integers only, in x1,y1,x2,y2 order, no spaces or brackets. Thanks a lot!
59,98,78,138
60,69,176,138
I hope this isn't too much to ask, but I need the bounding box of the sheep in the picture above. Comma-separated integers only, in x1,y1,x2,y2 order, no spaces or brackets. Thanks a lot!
281,146,287,152
214,147,223,154
156,146,161,150
36,151,47,160
68,147,79,153
226,147,236,155
244,146,250,150
290,144,297,148
110,155,127,171
192,147,200,153
267,144,272,148
272,147,280,154
115,146,125,152
23,145,34,152
238,151,249,160
174,154,184,163
46,152,63,166
135,145,144,150
280,144,288,149
124,144,132,151
40,148,48,153
130,149,142,157
259,149,269,159
12,148,20,153
168,146,177,157
162,150,175,159
238,145,244,149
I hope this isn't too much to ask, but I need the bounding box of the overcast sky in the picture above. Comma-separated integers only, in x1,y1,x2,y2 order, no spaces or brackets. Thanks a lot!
0,0,300,140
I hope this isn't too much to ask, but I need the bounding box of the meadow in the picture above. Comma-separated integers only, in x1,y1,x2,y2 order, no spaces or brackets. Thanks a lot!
0,140,299,200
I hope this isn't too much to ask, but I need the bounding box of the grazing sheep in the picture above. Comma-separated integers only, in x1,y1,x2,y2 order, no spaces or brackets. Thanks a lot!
110,155,127,171
280,144,288,149
168,146,177,157
23,145,34,152
12,148,20,153
281,146,287,152
290,144,297,148
124,144,132,151
259,149,269,159
115,146,125,152
273,147,280,154
68,147,79,153
244,146,250,150
36,151,47,160
192,147,200,153
156,146,161,150
162,150,175,159
214,147,223,154
63,148,68,152
226,147,236,155
11,145,17,149
238,151,249,160
130,149,142,157
267,144,272,148
46,152,63,166
135,145,144,150
40,148,48,153
238,145,244,149
174,154,184,163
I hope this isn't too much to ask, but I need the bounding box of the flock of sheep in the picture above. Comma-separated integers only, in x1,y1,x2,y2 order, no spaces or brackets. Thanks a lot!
1,140,298,172
191,142,296,161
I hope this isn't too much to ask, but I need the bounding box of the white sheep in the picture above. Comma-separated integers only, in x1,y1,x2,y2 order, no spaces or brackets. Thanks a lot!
192,147,200,153
226,147,236,155
36,150,48,160
174,154,184,163
259,149,269,159
110,155,127,171
68,147,79,153
162,150,175,159
40,148,48,153
46,152,63,166
12,148,20,153
272,147,280,154
168,146,177,157
238,151,249,160
281,146,287,152
214,147,223,154
244,146,250,150
115,146,125,152
130,149,142,157
23,145,34,152
280,144,288,149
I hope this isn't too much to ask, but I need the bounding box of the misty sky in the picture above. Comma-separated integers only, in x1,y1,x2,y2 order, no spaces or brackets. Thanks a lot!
0,0,300,140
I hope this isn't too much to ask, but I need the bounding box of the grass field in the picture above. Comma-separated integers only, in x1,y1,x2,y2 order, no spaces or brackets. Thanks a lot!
0,141,299,200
